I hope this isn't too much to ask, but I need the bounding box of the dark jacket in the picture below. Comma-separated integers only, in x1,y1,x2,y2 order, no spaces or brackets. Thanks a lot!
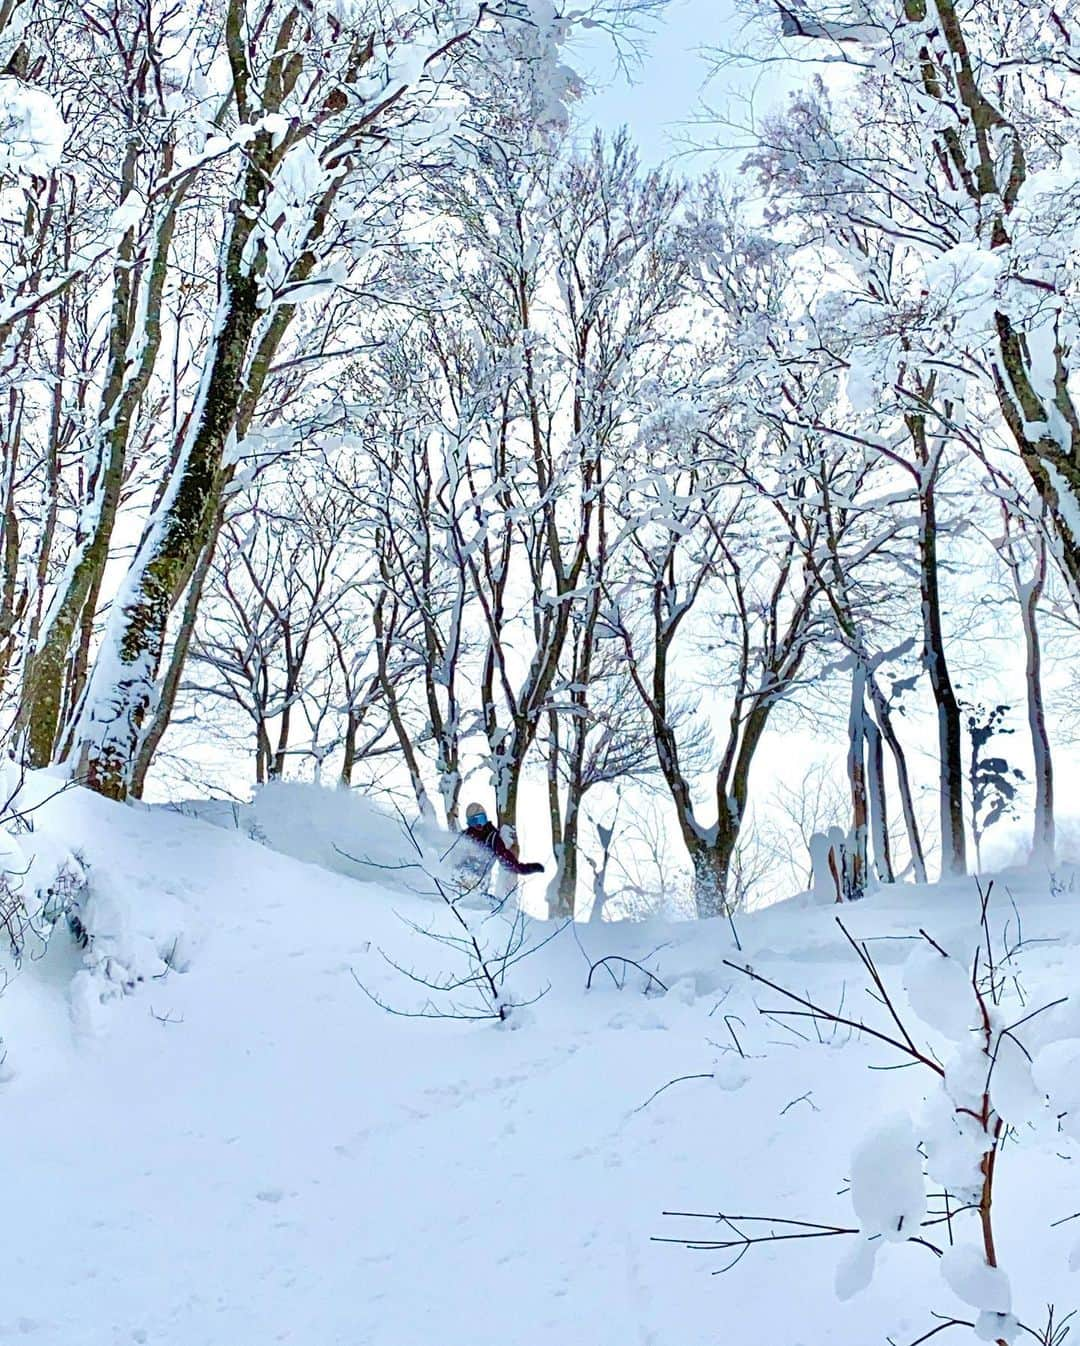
463,821,541,875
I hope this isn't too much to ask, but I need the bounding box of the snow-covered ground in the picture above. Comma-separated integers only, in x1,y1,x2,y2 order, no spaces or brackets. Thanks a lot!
2,781,1079,1345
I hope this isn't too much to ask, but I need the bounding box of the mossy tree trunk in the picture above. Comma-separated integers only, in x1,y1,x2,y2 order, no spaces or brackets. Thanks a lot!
18,135,181,768
66,144,271,799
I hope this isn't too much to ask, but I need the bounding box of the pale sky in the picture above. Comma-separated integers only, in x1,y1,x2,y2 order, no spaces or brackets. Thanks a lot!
570,0,789,170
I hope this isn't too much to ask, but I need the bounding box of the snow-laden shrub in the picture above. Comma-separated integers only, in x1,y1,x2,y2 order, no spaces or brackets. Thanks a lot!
828,910,1080,1341
2,767,197,1024
0,765,88,968
674,888,1080,1344
67,871,197,1036
0,766,90,1067
249,780,460,896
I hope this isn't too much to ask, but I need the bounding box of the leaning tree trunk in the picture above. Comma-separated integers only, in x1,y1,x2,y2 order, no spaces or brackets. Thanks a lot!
128,508,224,797
65,159,268,799
992,316,1080,611
127,265,315,797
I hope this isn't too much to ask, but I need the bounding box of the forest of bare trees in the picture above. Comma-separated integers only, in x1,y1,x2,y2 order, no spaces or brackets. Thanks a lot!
2,0,1079,917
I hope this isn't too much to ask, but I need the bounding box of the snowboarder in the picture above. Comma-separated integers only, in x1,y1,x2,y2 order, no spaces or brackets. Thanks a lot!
461,802,544,878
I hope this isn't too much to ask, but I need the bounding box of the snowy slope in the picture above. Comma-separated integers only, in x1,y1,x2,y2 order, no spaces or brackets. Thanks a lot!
2,784,1079,1346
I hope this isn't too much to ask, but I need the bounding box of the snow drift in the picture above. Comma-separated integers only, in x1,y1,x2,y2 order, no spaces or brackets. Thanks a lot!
3,776,1080,1346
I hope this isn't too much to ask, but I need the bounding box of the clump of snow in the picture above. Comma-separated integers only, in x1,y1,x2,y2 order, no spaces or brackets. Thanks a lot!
975,1311,1020,1344
849,1113,926,1242
711,1055,750,1090
903,943,976,1038
920,1085,987,1199
843,360,880,417
989,1028,1045,1127
70,864,197,1033
1033,1039,1080,1139
923,242,1004,339
808,830,839,903
0,77,67,176
940,1243,1012,1314
835,1237,879,1301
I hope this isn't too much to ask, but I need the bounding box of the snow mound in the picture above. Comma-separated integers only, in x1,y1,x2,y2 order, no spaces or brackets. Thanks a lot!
249,780,461,896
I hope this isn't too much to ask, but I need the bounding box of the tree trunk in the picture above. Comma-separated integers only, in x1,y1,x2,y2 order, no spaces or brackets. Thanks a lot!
26,257,70,653
911,428,966,878
129,265,312,795
865,715,894,883
1019,544,1054,865
555,790,582,918
340,712,358,788
373,588,432,818
66,164,268,798
687,837,733,920
19,167,180,768
846,663,869,898
545,709,569,917
492,724,524,835
867,672,927,883
129,510,223,797
0,396,22,692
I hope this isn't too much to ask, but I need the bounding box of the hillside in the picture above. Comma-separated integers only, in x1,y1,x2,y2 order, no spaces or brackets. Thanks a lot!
2,782,1079,1346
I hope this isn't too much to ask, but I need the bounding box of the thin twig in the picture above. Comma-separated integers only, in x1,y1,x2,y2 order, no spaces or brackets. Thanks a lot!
724,960,943,1075
631,1073,715,1115
586,955,667,993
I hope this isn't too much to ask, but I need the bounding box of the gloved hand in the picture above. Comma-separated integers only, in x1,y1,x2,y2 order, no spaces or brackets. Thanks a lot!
520,862,544,876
